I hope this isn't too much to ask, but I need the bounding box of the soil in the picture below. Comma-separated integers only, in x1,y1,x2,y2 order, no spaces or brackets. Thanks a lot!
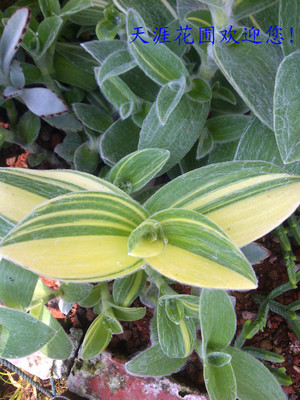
0,121,299,400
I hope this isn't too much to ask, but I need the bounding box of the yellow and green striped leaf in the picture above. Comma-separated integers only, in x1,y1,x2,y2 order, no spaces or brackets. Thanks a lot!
157,294,196,358
108,149,170,194
145,161,300,247
113,270,147,307
0,192,148,282
81,312,112,359
140,209,257,290
0,167,127,226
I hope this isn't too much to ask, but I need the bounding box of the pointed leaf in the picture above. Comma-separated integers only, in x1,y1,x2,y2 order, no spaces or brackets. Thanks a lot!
105,302,146,321
156,77,186,125
127,9,189,86
18,110,40,145
206,114,250,143
206,352,232,368
39,0,61,18
139,94,209,173
274,50,300,163
200,289,236,355
204,362,237,400
225,347,287,400
214,35,283,129
0,167,127,225
0,7,31,76
81,313,111,359
20,88,68,118
60,0,92,16
196,127,214,160
187,78,212,103
233,0,278,19
108,149,170,194
82,40,127,64
60,282,92,304
98,50,136,83
145,209,257,290
73,103,113,133
30,303,72,359
126,344,188,377
37,16,63,56
0,258,38,309
0,306,55,358
113,270,147,307
2,86,22,99
279,0,300,56
145,161,300,247
74,142,99,174
241,243,270,265
0,192,148,281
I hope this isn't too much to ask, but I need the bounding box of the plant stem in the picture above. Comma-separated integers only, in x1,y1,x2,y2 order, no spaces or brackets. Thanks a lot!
276,225,297,288
145,266,175,296
288,214,300,245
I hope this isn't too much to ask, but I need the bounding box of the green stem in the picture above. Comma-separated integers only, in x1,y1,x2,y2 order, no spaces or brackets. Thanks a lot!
28,288,63,310
145,266,175,296
288,214,300,245
276,225,297,288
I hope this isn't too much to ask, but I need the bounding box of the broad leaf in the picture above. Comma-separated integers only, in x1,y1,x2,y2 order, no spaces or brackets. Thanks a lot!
127,9,189,86
0,192,148,281
225,347,287,400
156,77,186,125
0,7,31,77
145,161,300,247
0,258,38,309
233,0,278,19
196,128,214,160
39,0,61,18
30,303,72,360
200,289,236,356
0,167,127,225
125,344,188,377
113,270,147,307
81,312,111,359
214,34,283,129
60,0,92,16
205,114,250,143
274,51,300,163
108,149,170,194
37,16,63,56
82,40,127,64
142,209,257,290
0,306,55,358
98,50,136,83
204,362,237,400
72,103,112,132
60,282,92,304
20,88,68,118
139,94,209,173
105,302,146,321
74,142,99,174
279,0,300,56
18,111,40,145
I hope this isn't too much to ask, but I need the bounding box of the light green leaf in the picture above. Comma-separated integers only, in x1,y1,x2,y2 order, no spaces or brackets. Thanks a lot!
100,118,140,165
279,0,300,56
139,94,209,173
82,40,127,64
127,9,189,86
79,283,102,308
204,362,237,400
206,352,232,367
214,34,283,129
274,50,300,163
38,0,61,18
225,347,287,400
98,50,136,83
196,127,214,160
200,289,236,356
145,161,300,247
205,114,250,143
113,270,147,307
164,297,185,324
0,306,55,358
69,7,104,26
108,149,170,194
187,78,212,103
37,16,63,56
233,0,278,19
208,141,239,164
156,77,186,125
81,313,111,359
73,103,113,133
60,282,92,304
30,303,72,360
125,344,188,377
0,258,38,309
105,302,146,321
56,42,99,74
60,0,92,16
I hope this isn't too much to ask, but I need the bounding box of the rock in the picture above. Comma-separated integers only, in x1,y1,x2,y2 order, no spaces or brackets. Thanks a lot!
7,351,53,380
259,339,272,351
67,350,208,400
241,311,257,321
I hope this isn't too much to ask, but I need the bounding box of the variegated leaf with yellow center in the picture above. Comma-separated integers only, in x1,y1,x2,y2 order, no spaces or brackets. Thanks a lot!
145,161,300,247
0,167,127,228
0,192,148,281
129,209,257,290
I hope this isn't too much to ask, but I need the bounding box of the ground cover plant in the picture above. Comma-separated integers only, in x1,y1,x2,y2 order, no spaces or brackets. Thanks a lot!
0,0,299,399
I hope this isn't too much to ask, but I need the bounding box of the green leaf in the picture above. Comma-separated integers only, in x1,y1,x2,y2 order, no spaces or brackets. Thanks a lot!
54,132,82,163
98,50,136,83
225,347,287,400
60,282,92,304
37,16,62,56
18,110,40,145
274,51,300,163
205,115,250,143
69,7,103,26
0,192,148,282
60,0,92,16
30,303,72,359
214,34,283,129
81,312,111,359
200,289,236,356
0,306,55,358
74,142,99,174
164,297,185,324
105,302,146,321
0,258,38,309
44,113,82,132
127,9,189,86
242,347,284,363
125,344,188,377
208,141,239,164
102,313,123,334
38,0,61,18
72,103,112,133
108,149,170,194
128,219,166,257
279,0,300,56
139,94,209,173
241,243,270,265
96,11,125,40
206,352,232,367
56,42,99,74
156,77,186,125
196,127,214,160
100,118,140,165
145,161,300,247
233,0,277,19
113,270,147,307
204,362,237,400
78,283,102,307
187,78,212,103
82,40,127,64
